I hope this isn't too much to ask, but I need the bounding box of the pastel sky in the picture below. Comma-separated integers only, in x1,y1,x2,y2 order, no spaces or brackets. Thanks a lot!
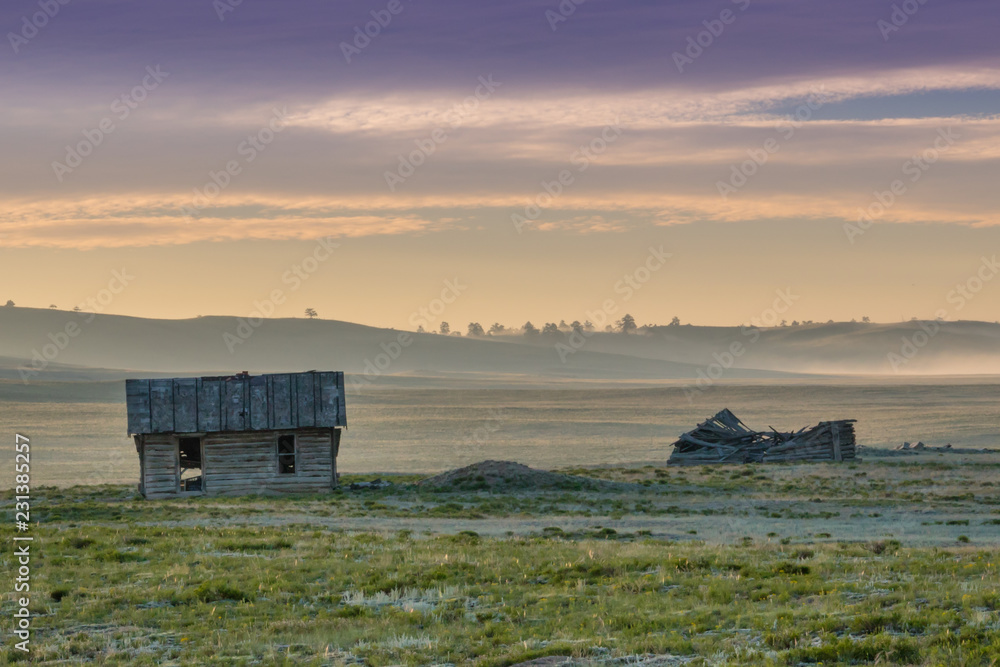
2,0,999,328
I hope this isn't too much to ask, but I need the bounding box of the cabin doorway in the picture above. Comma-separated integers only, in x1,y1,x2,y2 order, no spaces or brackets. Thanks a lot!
177,436,204,494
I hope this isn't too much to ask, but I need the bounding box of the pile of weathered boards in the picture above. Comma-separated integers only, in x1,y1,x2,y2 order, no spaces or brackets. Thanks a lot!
668,409,857,465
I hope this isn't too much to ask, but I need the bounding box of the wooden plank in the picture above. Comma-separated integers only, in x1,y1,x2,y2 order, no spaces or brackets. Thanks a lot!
198,379,222,432
125,379,152,434
249,375,269,430
144,473,181,482
318,372,340,426
296,374,315,427
224,376,246,431
679,433,738,452
331,428,340,488
144,491,179,499
149,379,174,433
208,473,331,482
272,375,293,429
831,423,843,462
337,373,347,427
173,379,198,433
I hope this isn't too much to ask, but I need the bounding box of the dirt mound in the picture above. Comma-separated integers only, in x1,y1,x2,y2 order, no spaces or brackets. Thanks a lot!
419,460,611,492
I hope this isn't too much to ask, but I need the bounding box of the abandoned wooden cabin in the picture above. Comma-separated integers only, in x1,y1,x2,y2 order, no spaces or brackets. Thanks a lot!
126,371,346,499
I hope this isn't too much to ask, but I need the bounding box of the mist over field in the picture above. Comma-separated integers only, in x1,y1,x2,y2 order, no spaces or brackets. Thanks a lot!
3,307,1000,382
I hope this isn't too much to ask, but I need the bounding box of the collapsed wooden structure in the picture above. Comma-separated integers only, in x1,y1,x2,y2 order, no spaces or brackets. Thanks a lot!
668,409,856,465
126,371,346,498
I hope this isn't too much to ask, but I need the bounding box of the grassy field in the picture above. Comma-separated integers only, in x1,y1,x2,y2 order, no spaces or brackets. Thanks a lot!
2,457,1000,665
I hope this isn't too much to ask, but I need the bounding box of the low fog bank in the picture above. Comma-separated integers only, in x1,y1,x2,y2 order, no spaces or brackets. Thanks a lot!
1,308,998,381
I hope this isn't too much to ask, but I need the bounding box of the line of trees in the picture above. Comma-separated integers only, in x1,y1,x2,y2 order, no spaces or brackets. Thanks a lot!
412,315,647,337
412,315,888,337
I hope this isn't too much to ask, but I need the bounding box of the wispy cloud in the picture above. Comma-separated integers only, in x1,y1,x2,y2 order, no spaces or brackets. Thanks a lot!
3,2,999,249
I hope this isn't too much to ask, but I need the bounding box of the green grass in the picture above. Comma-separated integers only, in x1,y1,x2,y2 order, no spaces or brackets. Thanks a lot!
3,460,1000,665
1,520,998,665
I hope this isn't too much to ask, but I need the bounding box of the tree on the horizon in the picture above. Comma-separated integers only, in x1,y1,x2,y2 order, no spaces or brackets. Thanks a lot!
49,304,57,309
467,322,485,337
304,308,318,319
522,321,539,336
488,323,506,335
570,320,584,334
862,316,871,323
4,300,14,307
439,321,450,335
583,320,594,331
416,324,426,333
616,313,637,334
542,322,559,335
669,316,681,326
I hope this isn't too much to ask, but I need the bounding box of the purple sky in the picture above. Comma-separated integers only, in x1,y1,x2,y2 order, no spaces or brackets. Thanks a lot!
2,0,999,327
3,0,998,92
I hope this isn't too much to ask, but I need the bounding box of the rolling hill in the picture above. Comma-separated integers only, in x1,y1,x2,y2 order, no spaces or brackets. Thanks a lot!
0,307,794,383
1,307,997,383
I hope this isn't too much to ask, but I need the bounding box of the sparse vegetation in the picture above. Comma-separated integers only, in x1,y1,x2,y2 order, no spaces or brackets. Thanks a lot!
1,502,997,665
3,458,1000,664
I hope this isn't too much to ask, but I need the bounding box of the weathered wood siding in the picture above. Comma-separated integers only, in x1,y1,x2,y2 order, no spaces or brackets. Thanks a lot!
137,428,340,498
202,428,336,496
140,434,180,499
126,372,346,435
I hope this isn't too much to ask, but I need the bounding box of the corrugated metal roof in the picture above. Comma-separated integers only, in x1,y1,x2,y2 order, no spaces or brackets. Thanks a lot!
126,371,346,434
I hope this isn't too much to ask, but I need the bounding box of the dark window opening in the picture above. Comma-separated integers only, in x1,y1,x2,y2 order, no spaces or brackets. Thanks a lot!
178,437,203,492
277,435,296,474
